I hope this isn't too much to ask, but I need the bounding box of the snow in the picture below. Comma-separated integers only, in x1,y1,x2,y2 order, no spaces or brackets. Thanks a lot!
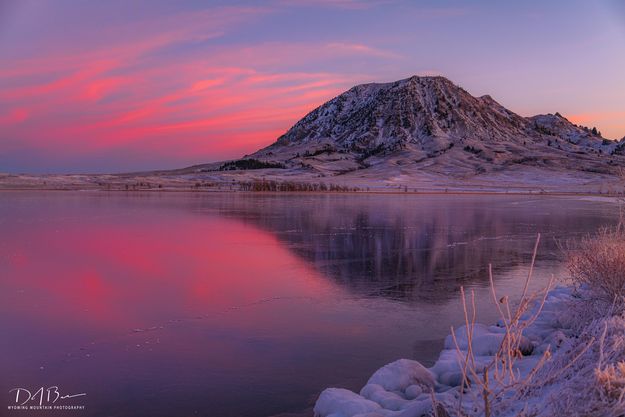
365,359,435,392
314,388,382,417
313,285,619,417
314,360,437,416
2,165,623,196
248,74,625,185
360,384,412,411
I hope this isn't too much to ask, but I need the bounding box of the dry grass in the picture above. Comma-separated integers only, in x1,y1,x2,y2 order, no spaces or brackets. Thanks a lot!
450,234,557,417
446,225,625,416
596,361,625,402
539,315,625,417
530,224,625,416
567,225,625,309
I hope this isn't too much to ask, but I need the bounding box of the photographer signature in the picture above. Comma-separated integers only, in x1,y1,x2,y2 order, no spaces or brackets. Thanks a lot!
9,387,86,406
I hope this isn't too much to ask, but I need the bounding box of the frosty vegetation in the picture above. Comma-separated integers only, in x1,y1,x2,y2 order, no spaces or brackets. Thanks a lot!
314,227,625,417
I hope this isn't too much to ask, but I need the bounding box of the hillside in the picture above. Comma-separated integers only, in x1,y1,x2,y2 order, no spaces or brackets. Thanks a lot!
248,75,623,179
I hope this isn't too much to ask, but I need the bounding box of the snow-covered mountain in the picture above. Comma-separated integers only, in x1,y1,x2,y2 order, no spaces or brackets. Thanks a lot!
14,75,620,193
0,76,625,195
250,75,624,178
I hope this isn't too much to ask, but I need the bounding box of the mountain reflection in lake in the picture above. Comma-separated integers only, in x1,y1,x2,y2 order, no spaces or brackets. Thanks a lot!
0,192,618,417
210,194,614,302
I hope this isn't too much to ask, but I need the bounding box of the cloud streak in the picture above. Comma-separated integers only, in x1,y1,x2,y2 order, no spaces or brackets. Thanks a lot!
1,1,623,172
0,4,386,172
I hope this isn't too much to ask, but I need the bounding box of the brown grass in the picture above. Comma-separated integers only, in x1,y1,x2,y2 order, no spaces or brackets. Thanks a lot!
567,225,625,307
451,234,557,417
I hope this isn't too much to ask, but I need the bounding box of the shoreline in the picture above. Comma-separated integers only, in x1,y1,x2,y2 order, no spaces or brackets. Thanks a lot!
0,187,622,198
312,284,594,417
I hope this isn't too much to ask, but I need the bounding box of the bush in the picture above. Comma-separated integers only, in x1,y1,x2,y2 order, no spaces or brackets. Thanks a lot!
219,159,285,171
463,145,482,154
567,226,625,306
237,180,356,192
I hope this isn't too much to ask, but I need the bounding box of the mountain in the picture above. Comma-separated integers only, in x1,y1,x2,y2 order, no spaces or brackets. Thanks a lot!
3,75,623,193
248,75,623,180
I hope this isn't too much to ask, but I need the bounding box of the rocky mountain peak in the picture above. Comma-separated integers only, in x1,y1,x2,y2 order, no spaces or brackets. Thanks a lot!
268,75,532,155
250,75,619,178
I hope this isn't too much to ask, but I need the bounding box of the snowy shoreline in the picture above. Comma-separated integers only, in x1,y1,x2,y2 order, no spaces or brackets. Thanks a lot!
314,284,620,417
1,165,624,196
0,185,622,199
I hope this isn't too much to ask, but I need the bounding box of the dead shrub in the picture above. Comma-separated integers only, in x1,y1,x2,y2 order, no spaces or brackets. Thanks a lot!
595,362,625,402
567,226,625,308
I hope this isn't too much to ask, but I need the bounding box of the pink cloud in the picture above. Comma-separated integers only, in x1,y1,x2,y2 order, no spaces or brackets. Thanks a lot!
275,0,392,10
0,4,400,170
78,76,132,102
325,42,402,59
190,78,227,92
0,108,29,125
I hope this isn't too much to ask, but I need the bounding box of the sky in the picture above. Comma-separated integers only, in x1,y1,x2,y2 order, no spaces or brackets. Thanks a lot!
1,0,624,173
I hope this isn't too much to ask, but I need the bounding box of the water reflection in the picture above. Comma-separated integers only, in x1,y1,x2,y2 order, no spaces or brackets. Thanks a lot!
0,192,618,417
208,194,615,301
1,193,345,417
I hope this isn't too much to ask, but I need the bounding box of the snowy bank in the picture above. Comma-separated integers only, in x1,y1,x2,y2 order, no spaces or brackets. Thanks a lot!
314,285,625,417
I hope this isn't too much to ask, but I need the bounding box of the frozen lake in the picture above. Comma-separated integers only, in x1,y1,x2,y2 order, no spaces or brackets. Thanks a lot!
0,191,619,416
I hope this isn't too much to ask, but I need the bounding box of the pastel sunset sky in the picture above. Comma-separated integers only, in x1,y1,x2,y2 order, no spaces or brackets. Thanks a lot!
1,0,624,173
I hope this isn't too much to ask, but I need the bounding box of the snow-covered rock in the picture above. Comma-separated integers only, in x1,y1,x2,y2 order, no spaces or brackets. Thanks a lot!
365,359,435,392
359,384,411,411
314,388,383,417
443,323,505,356
313,286,591,417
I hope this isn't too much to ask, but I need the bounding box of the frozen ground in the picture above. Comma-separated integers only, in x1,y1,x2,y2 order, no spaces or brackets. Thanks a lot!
0,164,623,195
314,285,625,417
